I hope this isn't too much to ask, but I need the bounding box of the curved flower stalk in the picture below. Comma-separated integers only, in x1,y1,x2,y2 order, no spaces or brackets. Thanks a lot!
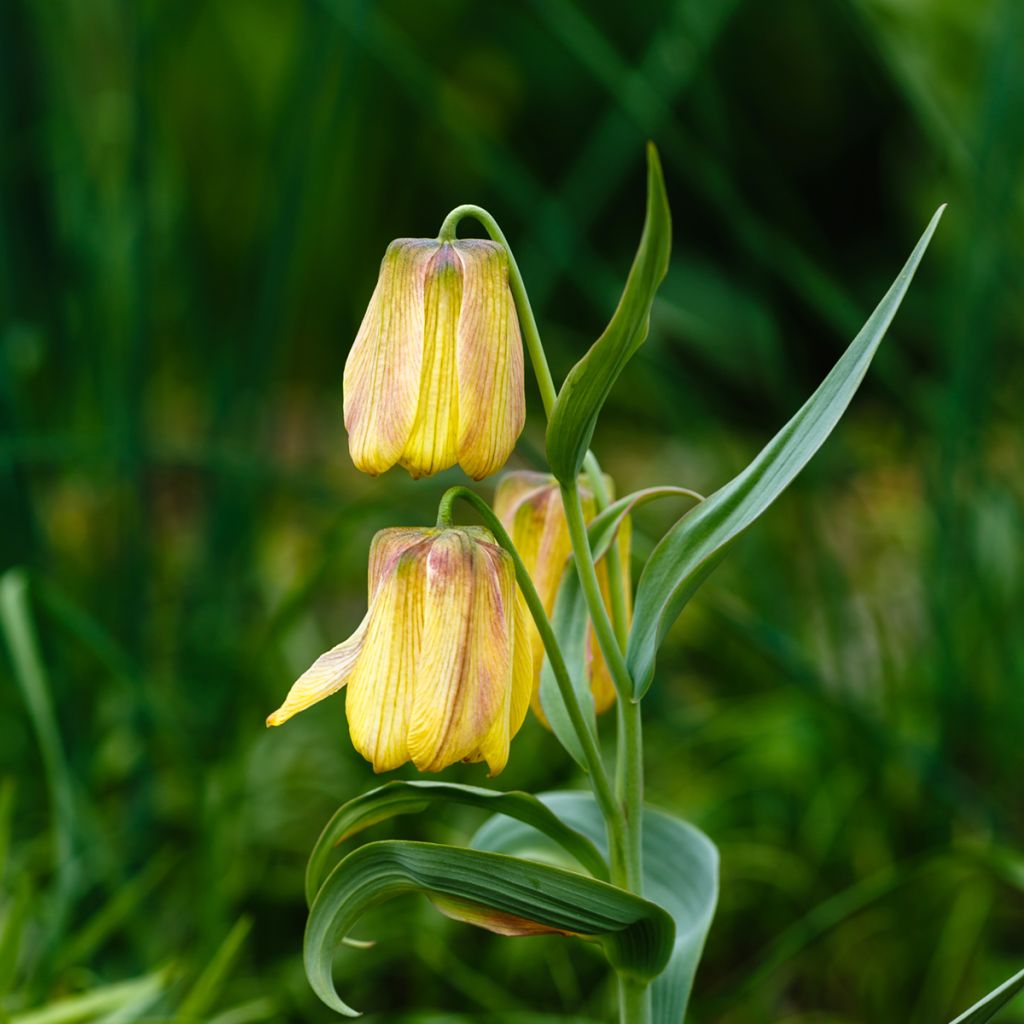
343,238,525,480
494,470,632,719
267,526,533,776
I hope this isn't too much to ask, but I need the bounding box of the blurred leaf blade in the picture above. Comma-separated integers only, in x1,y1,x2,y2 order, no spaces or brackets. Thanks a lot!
947,966,1024,1024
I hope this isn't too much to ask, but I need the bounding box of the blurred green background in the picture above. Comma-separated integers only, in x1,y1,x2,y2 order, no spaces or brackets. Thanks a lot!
1,0,1022,1021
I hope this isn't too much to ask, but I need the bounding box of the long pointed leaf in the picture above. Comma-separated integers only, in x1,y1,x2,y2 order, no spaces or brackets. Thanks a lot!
626,206,945,696
305,780,608,904
305,840,675,1017
546,143,672,482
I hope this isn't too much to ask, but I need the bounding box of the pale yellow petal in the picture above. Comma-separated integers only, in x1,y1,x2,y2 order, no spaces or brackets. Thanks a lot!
408,532,510,773
492,471,552,522
455,240,525,480
470,543,526,775
367,527,436,601
266,614,369,726
399,244,463,477
589,514,632,714
345,546,425,772
344,240,435,475
507,585,535,739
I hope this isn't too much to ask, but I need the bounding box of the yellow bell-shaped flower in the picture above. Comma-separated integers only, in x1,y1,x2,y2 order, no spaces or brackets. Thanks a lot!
267,526,533,776
344,238,525,480
493,471,631,719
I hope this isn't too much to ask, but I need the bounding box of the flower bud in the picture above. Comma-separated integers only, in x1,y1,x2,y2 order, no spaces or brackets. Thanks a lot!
344,238,525,480
267,527,533,777
494,471,631,719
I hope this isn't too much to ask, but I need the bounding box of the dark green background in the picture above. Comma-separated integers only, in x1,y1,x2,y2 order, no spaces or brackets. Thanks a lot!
1,1,1022,1021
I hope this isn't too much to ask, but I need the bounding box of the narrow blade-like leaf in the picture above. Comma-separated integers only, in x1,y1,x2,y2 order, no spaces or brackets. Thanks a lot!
546,144,671,481
947,966,1024,1024
305,840,675,1016
306,780,607,904
627,206,945,696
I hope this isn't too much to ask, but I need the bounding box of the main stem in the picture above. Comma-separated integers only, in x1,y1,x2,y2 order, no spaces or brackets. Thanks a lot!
561,484,645,894
562,482,648,1024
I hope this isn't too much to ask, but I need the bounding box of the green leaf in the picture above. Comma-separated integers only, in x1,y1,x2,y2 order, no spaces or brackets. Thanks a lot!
947,967,1024,1024
626,206,945,697
546,143,672,482
305,840,675,1017
587,486,704,563
472,792,718,1024
538,565,598,771
305,780,608,904
10,971,168,1024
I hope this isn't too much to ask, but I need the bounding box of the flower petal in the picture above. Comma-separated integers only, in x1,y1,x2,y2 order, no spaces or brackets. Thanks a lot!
367,527,436,601
407,531,510,773
344,240,435,475
266,614,369,727
345,544,427,772
399,244,463,477
455,241,525,480
508,585,535,738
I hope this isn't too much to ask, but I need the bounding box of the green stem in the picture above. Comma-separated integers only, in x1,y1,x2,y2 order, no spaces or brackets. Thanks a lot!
561,481,647,1023
437,487,622,841
560,485,644,882
581,451,630,648
437,204,557,419
618,976,651,1024
581,455,635,809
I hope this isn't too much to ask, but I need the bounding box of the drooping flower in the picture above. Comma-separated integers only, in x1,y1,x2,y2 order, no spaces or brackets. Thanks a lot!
343,238,525,480
267,526,533,776
493,471,631,719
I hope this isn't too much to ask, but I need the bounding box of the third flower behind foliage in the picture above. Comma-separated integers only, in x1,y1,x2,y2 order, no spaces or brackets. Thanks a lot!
495,470,631,720
344,238,525,481
267,527,533,776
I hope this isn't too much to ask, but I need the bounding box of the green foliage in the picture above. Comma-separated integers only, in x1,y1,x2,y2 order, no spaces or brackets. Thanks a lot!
305,781,609,902
2,0,1022,1021
473,793,719,1024
627,206,945,697
587,487,703,562
537,567,598,770
545,144,672,482
947,968,1024,1024
305,841,675,1016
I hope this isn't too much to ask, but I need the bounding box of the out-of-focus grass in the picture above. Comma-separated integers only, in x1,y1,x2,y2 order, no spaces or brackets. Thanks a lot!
1,0,1022,1021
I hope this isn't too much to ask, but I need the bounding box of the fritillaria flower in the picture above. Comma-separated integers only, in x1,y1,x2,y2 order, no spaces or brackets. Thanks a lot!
267,527,533,776
494,471,631,719
343,238,525,480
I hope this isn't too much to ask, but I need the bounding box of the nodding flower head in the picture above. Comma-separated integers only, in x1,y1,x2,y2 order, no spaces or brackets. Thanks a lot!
343,239,525,481
494,471,631,721
267,526,533,777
